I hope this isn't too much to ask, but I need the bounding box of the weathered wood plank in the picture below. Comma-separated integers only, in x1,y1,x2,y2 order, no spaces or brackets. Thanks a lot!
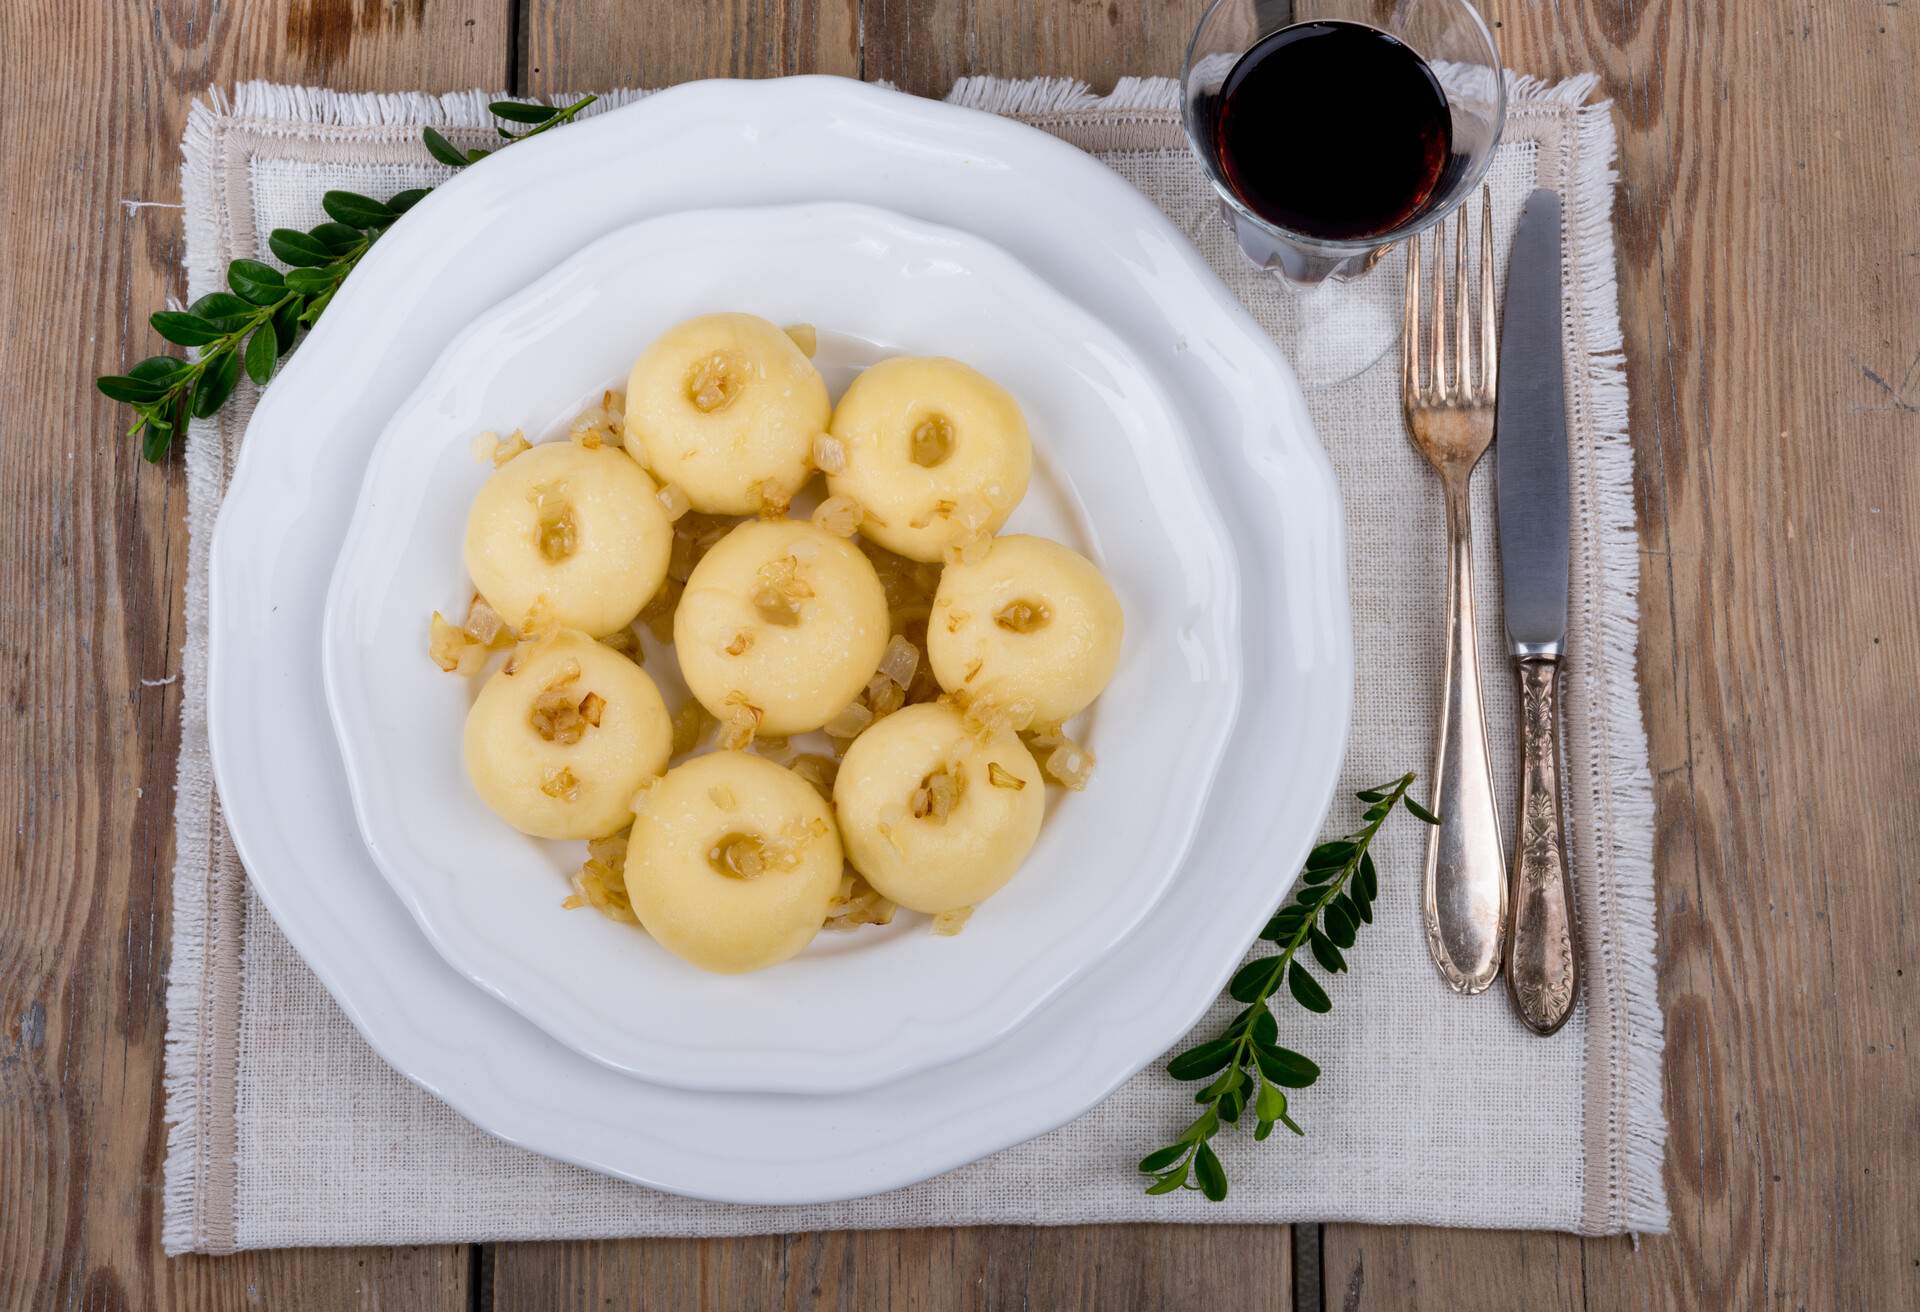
489,1225,1289,1311
0,1,509,1306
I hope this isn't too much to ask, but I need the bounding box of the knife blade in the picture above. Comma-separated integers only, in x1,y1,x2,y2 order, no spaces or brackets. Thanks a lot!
1495,189,1570,655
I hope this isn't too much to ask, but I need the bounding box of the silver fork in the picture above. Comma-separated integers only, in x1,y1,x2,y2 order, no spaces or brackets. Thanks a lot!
1403,186,1508,995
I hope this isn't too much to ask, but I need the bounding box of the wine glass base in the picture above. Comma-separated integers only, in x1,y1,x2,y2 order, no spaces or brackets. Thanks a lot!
1275,269,1403,389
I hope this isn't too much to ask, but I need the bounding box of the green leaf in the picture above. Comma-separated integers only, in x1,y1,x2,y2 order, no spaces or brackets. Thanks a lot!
466,147,492,164
1279,1109,1306,1136
1305,840,1355,870
309,222,367,254
128,355,193,384
1193,1142,1228,1202
1323,897,1357,949
1167,1039,1236,1082
188,292,257,328
1308,927,1346,974
1355,788,1386,803
490,99,562,123
1287,963,1332,1013
1227,956,1280,1004
1146,1164,1190,1195
1255,1045,1320,1088
227,259,286,305
148,311,224,346
190,348,241,418
422,125,469,167
1351,884,1374,925
387,188,430,214
243,325,279,385
322,189,397,227
1251,1009,1277,1046
1139,1144,1187,1174
97,374,169,403
1301,863,1341,885
269,228,333,266
1358,851,1378,903
1255,1081,1287,1123
271,297,301,352
1262,906,1308,942
1405,795,1442,826
1182,1108,1220,1143
285,266,337,295
142,419,174,462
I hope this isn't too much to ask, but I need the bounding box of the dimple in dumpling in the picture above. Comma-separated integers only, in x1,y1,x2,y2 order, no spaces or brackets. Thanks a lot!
463,441,672,637
927,534,1124,725
624,751,843,973
462,629,672,840
825,356,1032,562
624,312,830,515
833,702,1046,914
674,519,889,737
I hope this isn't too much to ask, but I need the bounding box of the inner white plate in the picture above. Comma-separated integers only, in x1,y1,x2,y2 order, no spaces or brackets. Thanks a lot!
209,76,1351,1204
322,204,1241,1094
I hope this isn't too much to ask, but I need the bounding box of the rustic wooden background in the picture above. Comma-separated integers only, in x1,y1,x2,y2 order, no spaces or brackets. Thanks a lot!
3,0,1916,1308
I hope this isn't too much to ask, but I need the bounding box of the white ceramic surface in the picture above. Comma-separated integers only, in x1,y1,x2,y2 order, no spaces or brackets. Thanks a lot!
209,76,1351,1203
322,204,1241,1094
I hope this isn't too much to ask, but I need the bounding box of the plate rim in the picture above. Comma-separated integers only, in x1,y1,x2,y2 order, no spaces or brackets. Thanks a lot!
207,73,1354,1204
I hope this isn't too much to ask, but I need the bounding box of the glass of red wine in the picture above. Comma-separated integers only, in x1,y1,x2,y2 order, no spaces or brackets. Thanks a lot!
1183,0,1505,384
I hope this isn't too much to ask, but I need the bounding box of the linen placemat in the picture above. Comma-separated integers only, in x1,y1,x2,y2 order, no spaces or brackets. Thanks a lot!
162,74,1666,1253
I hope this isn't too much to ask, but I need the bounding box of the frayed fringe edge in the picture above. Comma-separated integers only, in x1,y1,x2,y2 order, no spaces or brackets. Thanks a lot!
1556,89,1669,1236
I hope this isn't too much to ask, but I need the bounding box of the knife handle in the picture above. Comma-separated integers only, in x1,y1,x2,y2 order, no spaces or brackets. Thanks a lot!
1505,656,1579,1034
1421,479,1508,995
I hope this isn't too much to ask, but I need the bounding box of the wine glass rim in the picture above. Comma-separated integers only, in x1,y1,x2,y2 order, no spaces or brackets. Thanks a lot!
1181,0,1508,255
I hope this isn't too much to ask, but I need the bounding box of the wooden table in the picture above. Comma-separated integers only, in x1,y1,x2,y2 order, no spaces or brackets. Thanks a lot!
4,1,1915,1307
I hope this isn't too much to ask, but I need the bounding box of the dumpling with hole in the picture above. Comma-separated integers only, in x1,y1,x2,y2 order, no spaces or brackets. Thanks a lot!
927,534,1123,724
463,629,673,840
463,441,672,637
833,702,1046,914
674,519,889,738
825,356,1031,562
624,312,830,515
624,751,843,973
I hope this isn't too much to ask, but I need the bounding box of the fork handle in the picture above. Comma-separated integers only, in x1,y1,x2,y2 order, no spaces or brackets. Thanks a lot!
1421,478,1508,994
1505,657,1579,1034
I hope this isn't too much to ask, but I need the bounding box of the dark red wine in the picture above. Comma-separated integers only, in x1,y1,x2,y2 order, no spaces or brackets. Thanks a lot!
1214,21,1452,241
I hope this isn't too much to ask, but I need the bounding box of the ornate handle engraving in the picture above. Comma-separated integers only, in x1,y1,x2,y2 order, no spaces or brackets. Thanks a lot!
1421,479,1508,995
1505,657,1579,1034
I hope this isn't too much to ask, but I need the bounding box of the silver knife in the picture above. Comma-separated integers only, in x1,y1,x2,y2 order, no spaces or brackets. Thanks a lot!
1495,189,1580,1036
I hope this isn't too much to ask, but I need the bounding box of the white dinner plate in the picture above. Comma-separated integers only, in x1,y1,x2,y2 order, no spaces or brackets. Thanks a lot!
209,76,1350,1203
323,203,1241,1093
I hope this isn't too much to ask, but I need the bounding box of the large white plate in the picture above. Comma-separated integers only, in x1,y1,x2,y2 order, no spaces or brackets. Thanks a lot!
322,203,1241,1094
209,76,1350,1203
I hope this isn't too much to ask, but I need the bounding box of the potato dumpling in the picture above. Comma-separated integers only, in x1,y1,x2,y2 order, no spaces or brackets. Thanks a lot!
674,520,889,737
624,312,830,515
825,356,1032,562
928,534,1124,724
463,629,672,840
833,703,1045,914
624,751,843,973
463,441,672,637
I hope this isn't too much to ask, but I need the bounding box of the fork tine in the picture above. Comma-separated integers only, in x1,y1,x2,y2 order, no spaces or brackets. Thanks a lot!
1478,183,1496,397
1404,228,1422,397
1428,222,1445,397
1453,208,1469,402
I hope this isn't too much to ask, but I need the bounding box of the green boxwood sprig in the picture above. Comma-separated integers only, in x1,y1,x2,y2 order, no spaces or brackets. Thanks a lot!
98,96,597,462
1139,772,1440,1202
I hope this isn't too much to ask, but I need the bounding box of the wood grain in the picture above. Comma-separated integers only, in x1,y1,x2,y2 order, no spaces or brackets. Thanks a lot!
7,0,1918,1307
488,1225,1289,1311
0,1,509,1308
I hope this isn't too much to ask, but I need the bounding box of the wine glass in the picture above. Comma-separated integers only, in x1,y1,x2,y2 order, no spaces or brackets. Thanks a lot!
1182,0,1505,385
